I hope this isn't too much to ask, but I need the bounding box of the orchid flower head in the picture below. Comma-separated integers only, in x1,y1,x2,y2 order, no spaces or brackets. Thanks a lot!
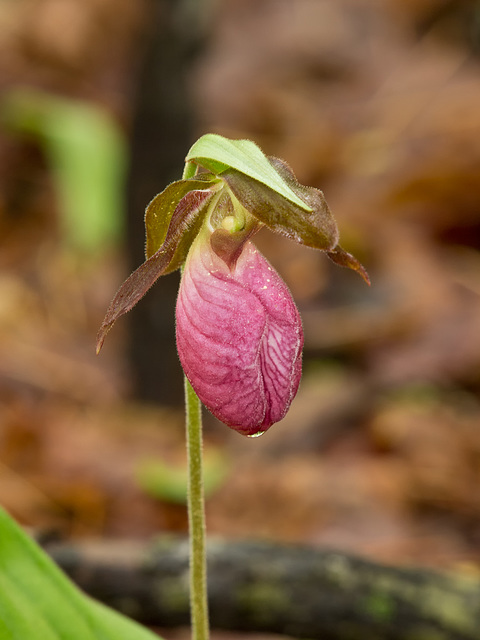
96,134,369,436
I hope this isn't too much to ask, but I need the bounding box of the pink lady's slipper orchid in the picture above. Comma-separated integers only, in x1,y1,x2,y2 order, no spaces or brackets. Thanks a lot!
97,135,369,436
176,228,303,436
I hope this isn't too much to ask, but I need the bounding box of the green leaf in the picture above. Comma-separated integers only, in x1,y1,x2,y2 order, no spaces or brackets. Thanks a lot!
0,507,161,640
185,134,312,212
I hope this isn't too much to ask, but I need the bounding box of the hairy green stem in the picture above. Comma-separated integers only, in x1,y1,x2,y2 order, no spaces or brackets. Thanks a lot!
181,159,209,640
184,375,210,640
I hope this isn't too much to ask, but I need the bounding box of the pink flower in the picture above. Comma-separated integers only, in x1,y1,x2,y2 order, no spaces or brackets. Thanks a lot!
176,233,303,436
96,135,369,436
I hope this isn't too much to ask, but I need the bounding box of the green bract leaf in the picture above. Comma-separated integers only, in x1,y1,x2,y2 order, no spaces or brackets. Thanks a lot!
0,507,160,640
96,188,216,352
222,157,339,251
185,134,312,212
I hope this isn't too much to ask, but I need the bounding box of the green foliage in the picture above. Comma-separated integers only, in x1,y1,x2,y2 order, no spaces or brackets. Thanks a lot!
1,88,126,252
0,507,161,640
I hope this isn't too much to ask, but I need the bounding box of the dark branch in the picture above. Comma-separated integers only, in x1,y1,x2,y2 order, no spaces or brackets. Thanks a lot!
46,536,480,640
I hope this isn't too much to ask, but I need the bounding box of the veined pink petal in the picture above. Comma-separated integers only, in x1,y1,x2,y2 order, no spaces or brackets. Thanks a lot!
176,235,303,436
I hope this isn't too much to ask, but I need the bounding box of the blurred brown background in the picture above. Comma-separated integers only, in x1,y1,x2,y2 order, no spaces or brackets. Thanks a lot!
1,0,480,572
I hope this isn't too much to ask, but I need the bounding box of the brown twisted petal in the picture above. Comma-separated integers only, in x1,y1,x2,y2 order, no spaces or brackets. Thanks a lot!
96,188,215,353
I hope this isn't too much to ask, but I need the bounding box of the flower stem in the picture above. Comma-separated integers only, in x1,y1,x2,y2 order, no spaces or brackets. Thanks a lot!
184,375,210,640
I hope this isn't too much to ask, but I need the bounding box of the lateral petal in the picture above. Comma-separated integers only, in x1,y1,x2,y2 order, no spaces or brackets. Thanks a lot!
96,188,215,352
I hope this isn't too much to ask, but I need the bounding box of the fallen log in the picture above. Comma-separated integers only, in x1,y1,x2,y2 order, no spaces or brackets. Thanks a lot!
46,537,480,640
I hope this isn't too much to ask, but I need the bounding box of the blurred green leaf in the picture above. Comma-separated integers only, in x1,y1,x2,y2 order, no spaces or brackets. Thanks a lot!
0,507,161,640
1,88,126,252
136,450,228,505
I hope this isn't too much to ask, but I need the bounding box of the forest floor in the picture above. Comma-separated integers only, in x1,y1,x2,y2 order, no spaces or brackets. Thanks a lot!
1,0,480,591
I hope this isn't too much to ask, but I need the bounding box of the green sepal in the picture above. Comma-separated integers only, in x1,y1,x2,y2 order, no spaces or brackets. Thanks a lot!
185,134,312,212
222,157,339,251
145,174,219,259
